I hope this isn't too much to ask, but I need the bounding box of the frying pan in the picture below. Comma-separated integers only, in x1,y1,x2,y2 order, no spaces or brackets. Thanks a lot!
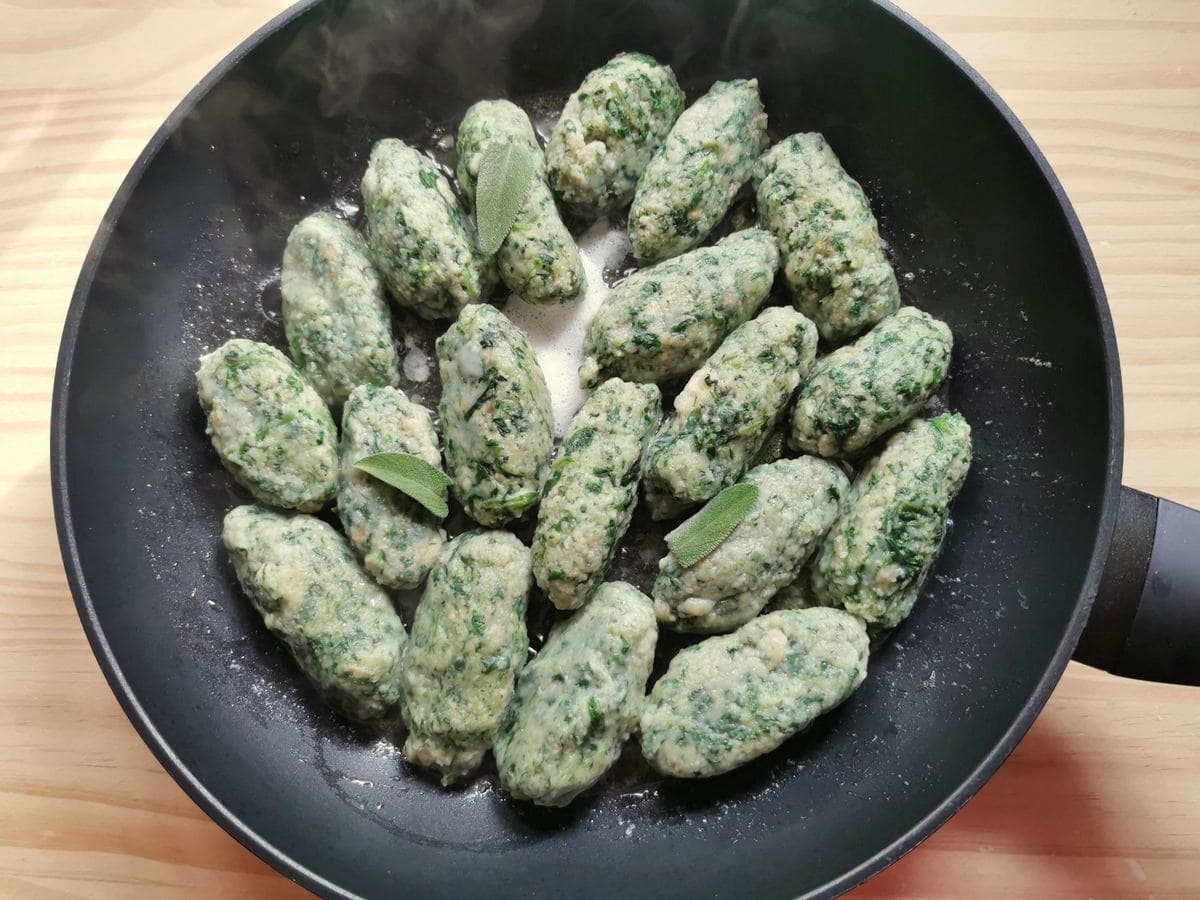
50,0,1200,897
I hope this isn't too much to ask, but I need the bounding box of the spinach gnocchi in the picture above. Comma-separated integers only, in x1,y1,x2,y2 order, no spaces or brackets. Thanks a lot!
791,307,953,458
200,57,978,807
456,100,586,305
654,457,849,633
531,378,662,610
810,414,973,629
196,339,338,512
361,138,494,320
494,581,657,806
280,212,398,409
337,384,446,590
640,608,869,778
400,531,532,785
546,52,685,216
579,228,779,388
641,307,818,519
222,505,406,722
437,303,554,527
754,132,901,344
628,79,768,262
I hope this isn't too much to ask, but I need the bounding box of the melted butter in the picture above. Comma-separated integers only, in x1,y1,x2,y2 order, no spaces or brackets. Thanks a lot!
503,217,629,437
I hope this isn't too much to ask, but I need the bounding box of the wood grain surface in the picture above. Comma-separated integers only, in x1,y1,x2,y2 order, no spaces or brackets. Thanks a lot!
1,1,1196,896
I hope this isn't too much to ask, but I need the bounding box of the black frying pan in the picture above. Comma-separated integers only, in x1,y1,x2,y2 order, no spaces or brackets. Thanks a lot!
51,1,1200,897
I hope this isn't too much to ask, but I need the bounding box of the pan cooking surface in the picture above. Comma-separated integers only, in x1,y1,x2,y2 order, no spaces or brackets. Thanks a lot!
53,1,1120,896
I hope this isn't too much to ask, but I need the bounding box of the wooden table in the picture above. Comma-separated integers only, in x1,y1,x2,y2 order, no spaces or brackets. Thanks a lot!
2,1,1196,896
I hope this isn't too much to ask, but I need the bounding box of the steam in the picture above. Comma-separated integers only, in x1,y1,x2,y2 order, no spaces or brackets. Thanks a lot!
276,0,547,118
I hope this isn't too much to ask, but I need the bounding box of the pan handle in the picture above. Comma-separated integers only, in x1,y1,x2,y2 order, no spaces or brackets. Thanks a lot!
1073,485,1200,685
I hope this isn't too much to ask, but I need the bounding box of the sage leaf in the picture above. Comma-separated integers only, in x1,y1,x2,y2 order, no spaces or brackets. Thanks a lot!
354,452,452,518
665,482,760,568
475,141,534,254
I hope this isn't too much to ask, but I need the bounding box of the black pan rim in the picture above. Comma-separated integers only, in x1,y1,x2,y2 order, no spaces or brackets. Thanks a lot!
48,1,1124,897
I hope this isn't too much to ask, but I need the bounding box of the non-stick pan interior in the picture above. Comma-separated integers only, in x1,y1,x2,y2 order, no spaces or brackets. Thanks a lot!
55,1,1118,896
